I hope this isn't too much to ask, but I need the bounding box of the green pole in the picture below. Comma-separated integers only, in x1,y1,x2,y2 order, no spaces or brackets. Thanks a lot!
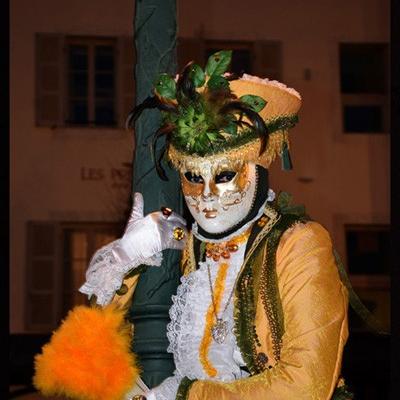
129,0,182,388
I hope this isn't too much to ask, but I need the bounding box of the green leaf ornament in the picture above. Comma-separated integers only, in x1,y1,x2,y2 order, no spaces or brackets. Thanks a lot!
239,95,267,112
205,50,232,77
189,64,206,87
276,191,306,217
207,75,229,90
205,131,220,141
224,120,238,136
155,73,176,99
277,191,292,210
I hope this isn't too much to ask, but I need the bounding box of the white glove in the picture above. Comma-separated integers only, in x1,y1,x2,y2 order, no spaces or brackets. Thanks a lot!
124,373,182,400
79,192,187,306
144,373,182,400
114,192,187,263
123,376,150,400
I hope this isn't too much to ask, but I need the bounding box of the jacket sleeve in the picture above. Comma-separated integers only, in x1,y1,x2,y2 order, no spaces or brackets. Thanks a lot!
187,221,349,400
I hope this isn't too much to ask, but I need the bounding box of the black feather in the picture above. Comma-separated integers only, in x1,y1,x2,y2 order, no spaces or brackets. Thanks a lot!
126,96,158,129
234,119,252,129
176,61,198,103
219,101,269,155
151,124,175,181
126,96,178,129
155,145,169,181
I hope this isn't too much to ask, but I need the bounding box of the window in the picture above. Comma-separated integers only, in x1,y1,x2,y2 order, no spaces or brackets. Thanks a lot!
339,43,389,134
61,224,119,314
345,224,390,332
67,39,116,126
26,221,121,332
345,224,390,276
35,34,135,129
177,38,282,81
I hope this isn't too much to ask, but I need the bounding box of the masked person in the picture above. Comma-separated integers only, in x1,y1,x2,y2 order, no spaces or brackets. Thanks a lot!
37,51,352,400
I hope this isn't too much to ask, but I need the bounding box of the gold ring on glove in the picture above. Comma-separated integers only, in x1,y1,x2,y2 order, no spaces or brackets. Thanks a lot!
173,227,185,241
161,206,173,218
132,396,147,400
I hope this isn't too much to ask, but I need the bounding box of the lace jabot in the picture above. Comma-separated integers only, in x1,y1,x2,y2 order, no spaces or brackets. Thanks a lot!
165,242,249,382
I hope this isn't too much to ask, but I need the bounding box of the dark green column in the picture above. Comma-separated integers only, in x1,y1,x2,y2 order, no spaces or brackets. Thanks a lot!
129,0,182,389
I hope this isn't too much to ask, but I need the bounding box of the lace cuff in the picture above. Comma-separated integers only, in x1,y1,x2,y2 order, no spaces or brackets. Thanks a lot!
147,372,183,400
79,240,163,306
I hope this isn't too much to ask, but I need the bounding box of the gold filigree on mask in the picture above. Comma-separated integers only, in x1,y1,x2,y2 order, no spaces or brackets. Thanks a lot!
181,175,203,197
180,163,249,200
219,180,250,210
215,164,249,211
186,196,201,213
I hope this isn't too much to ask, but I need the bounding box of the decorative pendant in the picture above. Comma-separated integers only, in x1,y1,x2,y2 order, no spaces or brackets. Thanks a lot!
205,228,250,262
211,318,228,344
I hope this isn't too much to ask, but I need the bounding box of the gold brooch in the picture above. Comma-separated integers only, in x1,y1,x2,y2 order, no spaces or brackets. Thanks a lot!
173,227,185,241
205,228,251,262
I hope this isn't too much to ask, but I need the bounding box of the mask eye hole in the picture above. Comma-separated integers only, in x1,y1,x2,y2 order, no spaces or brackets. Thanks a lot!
184,172,204,184
215,171,237,184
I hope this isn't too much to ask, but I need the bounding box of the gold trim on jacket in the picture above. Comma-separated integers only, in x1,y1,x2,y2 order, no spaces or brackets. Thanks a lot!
114,217,349,399
185,221,349,400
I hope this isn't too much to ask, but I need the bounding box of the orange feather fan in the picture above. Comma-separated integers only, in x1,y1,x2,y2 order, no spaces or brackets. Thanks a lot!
33,304,140,400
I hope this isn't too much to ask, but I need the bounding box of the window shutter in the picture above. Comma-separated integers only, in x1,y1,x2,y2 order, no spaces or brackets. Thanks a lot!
177,37,205,72
26,222,61,332
35,33,65,127
118,36,135,128
253,41,283,81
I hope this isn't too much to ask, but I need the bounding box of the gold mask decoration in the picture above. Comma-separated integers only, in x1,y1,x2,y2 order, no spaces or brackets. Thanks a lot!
181,161,257,234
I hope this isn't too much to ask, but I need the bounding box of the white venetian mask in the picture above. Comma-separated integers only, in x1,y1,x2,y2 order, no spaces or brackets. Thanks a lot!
180,161,257,234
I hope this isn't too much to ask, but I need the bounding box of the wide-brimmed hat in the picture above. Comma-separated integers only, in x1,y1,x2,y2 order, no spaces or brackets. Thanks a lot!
129,50,301,178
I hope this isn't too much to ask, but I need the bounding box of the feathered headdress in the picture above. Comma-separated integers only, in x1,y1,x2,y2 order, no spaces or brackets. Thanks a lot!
128,50,302,179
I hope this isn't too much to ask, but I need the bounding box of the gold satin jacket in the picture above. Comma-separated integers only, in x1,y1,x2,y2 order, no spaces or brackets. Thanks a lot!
114,213,349,400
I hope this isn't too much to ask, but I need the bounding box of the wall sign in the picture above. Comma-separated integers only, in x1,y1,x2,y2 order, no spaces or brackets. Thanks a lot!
80,165,131,189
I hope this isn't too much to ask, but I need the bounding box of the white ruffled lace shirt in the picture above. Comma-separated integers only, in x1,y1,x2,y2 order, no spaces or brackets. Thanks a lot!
147,238,250,400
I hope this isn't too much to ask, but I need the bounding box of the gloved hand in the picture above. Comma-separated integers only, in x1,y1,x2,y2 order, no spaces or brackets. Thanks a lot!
114,192,187,263
79,192,187,305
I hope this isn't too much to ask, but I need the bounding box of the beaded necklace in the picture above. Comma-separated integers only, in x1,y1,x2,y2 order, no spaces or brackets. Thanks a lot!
205,228,252,261
205,228,251,344
199,229,251,377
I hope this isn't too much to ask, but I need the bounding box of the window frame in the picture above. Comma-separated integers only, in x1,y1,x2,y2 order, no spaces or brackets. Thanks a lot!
344,223,390,290
35,33,135,130
60,221,121,314
64,36,118,128
25,220,122,332
331,217,391,333
339,42,389,135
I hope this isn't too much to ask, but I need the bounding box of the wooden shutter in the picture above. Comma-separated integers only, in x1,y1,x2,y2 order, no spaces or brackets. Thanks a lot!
35,33,65,127
26,222,61,332
118,36,136,127
177,37,205,72
253,41,283,81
